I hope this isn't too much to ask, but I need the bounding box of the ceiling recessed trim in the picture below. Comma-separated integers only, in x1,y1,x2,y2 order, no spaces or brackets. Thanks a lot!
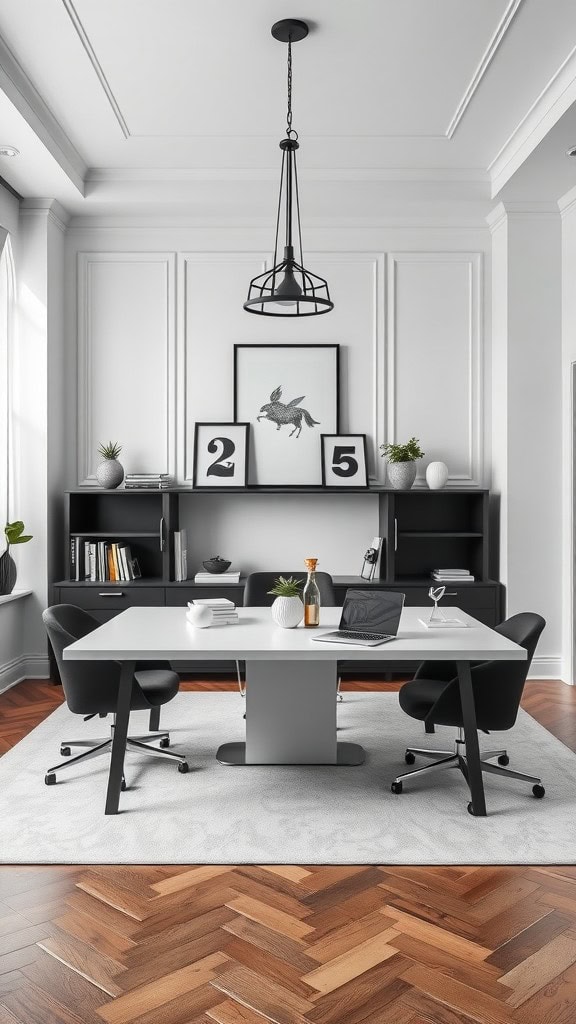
61,0,130,139
489,42,576,194
446,0,525,139
57,1,526,145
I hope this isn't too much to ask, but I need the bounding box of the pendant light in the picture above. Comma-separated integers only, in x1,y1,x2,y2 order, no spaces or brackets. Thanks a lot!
244,19,333,317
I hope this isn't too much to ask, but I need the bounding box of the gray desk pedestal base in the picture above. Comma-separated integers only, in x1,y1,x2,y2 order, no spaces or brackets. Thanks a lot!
216,658,365,767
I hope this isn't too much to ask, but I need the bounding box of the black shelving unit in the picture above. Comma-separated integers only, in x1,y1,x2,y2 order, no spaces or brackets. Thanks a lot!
52,486,502,677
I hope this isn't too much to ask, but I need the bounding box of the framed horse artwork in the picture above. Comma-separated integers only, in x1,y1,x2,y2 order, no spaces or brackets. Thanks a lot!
233,344,340,486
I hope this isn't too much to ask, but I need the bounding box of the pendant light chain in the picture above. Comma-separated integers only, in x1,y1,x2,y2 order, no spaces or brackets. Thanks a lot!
286,40,294,137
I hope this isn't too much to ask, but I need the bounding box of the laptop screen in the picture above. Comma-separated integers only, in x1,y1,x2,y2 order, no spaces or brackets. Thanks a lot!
339,589,405,635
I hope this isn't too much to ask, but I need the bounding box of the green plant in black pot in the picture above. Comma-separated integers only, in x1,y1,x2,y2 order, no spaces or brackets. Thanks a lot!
380,437,425,490
0,520,33,595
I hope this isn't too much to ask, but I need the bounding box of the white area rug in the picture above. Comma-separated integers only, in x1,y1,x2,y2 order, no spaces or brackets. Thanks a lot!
0,692,574,864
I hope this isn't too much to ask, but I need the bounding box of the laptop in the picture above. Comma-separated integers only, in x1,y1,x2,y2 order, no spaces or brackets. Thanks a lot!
311,589,405,646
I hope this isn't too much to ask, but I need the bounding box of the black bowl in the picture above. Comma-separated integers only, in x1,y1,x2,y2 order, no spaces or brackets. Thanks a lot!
202,558,232,574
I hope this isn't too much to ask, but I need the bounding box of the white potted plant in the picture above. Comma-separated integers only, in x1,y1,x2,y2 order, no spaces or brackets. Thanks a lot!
268,575,304,629
96,440,124,489
380,437,425,490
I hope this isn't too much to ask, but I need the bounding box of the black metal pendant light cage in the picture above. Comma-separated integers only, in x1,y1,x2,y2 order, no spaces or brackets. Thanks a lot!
244,19,333,317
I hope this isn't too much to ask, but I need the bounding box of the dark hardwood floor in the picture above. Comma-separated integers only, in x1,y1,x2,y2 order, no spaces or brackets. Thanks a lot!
0,677,575,1024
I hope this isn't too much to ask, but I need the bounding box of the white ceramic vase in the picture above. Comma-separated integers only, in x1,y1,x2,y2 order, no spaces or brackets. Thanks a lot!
387,460,417,490
271,595,303,629
425,461,449,490
96,459,124,489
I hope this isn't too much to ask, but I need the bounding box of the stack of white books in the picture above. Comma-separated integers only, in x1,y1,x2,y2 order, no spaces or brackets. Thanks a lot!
187,598,238,625
194,569,241,584
124,474,173,490
431,568,475,583
174,529,188,582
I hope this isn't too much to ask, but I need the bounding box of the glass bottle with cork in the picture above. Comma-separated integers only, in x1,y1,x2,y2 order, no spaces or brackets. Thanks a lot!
303,557,321,627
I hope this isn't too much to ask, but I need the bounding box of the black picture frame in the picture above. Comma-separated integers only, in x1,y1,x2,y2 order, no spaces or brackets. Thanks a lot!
234,344,340,486
192,422,250,489
321,434,369,488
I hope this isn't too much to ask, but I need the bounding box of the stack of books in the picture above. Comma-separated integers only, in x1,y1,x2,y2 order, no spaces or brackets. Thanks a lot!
187,598,238,625
124,474,173,490
194,568,241,584
173,529,188,582
431,568,475,583
72,537,141,582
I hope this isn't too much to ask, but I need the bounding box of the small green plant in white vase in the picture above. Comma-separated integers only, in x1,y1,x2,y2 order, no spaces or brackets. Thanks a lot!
96,440,124,489
268,575,304,629
380,437,425,490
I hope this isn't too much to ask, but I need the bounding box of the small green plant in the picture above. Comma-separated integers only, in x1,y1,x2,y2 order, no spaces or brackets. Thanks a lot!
4,520,32,550
268,575,302,598
380,437,425,463
97,440,122,460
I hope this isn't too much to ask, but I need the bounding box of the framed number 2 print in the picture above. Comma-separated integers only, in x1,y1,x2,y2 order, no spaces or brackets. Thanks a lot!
321,434,369,488
193,423,250,488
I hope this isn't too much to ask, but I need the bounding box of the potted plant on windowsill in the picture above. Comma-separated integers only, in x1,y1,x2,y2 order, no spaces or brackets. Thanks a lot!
0,520,32,595
268,575,304,629
380,437,425,490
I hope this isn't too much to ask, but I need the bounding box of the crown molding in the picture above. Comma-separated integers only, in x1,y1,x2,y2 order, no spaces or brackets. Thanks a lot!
20,198,71,232
489,43,576,196
486,200,560,231
85,166,489,185
446,0,525,138
558,184,576,217
61,0,130,139
0,31,86,193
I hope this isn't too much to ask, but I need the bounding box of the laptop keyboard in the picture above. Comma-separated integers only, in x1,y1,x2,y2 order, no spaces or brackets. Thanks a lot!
332,629,391,642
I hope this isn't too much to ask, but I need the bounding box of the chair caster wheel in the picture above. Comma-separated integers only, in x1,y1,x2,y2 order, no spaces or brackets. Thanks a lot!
243,713,246,720
178,762,190,774
404,751,416,765
159,738,170,748
497,754,509,766
532,784,545,798
391,781,403,794
45,774,56,786
121,778,127,791
60,746,71,757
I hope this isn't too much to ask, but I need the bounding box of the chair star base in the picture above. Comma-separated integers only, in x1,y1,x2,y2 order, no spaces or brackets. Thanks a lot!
391,727,545,807
45,727,187,785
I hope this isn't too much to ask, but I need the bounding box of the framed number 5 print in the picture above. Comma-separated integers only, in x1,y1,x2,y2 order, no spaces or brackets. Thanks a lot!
193,423,250,488
321,434,369,488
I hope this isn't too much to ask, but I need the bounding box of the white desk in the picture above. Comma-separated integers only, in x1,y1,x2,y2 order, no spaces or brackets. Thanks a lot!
64,606,526,816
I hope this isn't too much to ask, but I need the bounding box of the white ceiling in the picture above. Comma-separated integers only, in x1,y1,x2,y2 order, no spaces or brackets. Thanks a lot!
0,0,575,213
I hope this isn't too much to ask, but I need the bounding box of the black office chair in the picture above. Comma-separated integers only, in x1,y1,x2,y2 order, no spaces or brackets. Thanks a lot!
391,612,546,808
238,572,339,708
43,604,189,787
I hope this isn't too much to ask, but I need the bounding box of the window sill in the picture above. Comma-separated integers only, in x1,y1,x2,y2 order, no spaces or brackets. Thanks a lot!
0,590,31,607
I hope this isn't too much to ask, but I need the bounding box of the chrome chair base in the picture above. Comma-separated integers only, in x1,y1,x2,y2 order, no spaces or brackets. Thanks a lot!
46,724,187,784
391,727,544,799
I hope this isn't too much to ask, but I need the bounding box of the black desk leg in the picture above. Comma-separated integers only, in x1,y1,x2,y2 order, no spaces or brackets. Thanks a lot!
457,660,487,817
105,660,134,815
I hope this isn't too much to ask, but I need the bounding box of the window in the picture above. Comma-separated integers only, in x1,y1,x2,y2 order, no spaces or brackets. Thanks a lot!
0,233,15,527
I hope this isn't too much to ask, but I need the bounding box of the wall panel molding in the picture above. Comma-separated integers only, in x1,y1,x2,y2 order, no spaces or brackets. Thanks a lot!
77,252,176,485
386,251,484,486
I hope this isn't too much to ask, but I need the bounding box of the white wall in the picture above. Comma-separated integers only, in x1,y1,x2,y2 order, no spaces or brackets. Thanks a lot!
65,221,491,578
560,192,576,683
489,205,562,678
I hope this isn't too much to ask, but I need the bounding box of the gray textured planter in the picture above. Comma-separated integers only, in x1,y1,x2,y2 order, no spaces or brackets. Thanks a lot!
0,550,17,595
96,459,124,489
386,460,417,490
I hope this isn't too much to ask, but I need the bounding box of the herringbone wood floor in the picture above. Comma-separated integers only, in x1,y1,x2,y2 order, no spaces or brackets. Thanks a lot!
0,678,575,1024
